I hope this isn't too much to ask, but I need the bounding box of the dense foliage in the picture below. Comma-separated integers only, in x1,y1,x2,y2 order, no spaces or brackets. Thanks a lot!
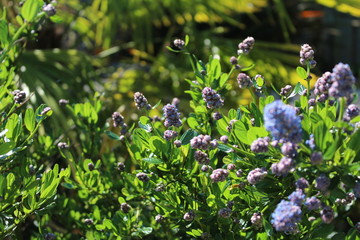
0,0,360,240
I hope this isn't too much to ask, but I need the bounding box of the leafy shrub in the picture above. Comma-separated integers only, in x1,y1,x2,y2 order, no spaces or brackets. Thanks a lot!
1,1,360,239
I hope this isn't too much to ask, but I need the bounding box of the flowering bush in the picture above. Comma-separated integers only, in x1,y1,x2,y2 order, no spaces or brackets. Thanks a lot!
1,1,360,239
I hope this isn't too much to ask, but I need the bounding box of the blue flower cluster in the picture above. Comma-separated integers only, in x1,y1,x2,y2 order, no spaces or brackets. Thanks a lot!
264,100,302,143
271,200,302,233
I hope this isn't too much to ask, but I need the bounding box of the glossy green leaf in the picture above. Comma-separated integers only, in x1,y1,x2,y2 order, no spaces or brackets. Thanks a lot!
24,108,35,132
142,157,164,164
21,0,43,22
296,66,307,79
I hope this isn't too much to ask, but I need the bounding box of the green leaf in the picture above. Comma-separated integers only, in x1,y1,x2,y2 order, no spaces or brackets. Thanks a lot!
219,73,228,88
61,182,76,189
24,108,35,132
218,144,233,153
296,66,308,79
241,63,255,71
232,121,249,145
0,20,9,45
187,117,199,129
288,82,306,99
0,142,15,155
262,218,273,236
151,100,161,110
105,130,121,140
6,173,15,189
143,157,164,164
180,129,197,145
184,35,190,46
310,112,323,124
21,0,43,22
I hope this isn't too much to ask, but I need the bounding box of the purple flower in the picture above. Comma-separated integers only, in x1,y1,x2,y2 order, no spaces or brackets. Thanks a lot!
320,206,334,224
281,142,298,157
304,197,321,210
41,107,52,115
190,134,212,150
271,200,302,233
43,4,56,16
194,151,210,165
227,164,236,171
288,189,305,206
174,140,182,148
247,168,267,184
345,104,360,121
112,112,125,128
120,203,131,213
311,152,323,165
328,63,356,101
315,174,330,192
202,87,224,109
238,37,255,55
251,212,262,230
300,44,316,67
136,172,150,182
230,56,238,65
155,214,165,223
210,169,229,182
173,39,185,50
314,72,332,101
201,165,210,172
271,157,295,177
264,100,302,143
210,139,218,149
12,90,26,104
280,85,292,96
295,178,309,190
212,112,223,120
237,73,252,88
218,208,232,218
183,211,195,221
163,104,182,128
134,92,151,110
163,130,178,141
220,135,228,144
250,137,269,153
171,98,180,108
306,134,315,150
57,142,68,149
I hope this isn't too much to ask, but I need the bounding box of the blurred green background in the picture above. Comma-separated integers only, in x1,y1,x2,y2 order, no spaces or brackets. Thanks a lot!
2,0,360,127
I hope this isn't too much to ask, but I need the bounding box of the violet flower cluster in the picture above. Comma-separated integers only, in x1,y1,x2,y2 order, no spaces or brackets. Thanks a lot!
300,44,316,68
202,87,224,109
112,112,127,134
271,157,295,177
134,92,151,110
163,130,178,141
247,168,267,185
210,169,229,182
328,62,356,101
250,137,269,153
238,37,255,55
163,104,182,128
237,73,252,88
194,150,210,165
190,134,212,150
313,72,332,102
